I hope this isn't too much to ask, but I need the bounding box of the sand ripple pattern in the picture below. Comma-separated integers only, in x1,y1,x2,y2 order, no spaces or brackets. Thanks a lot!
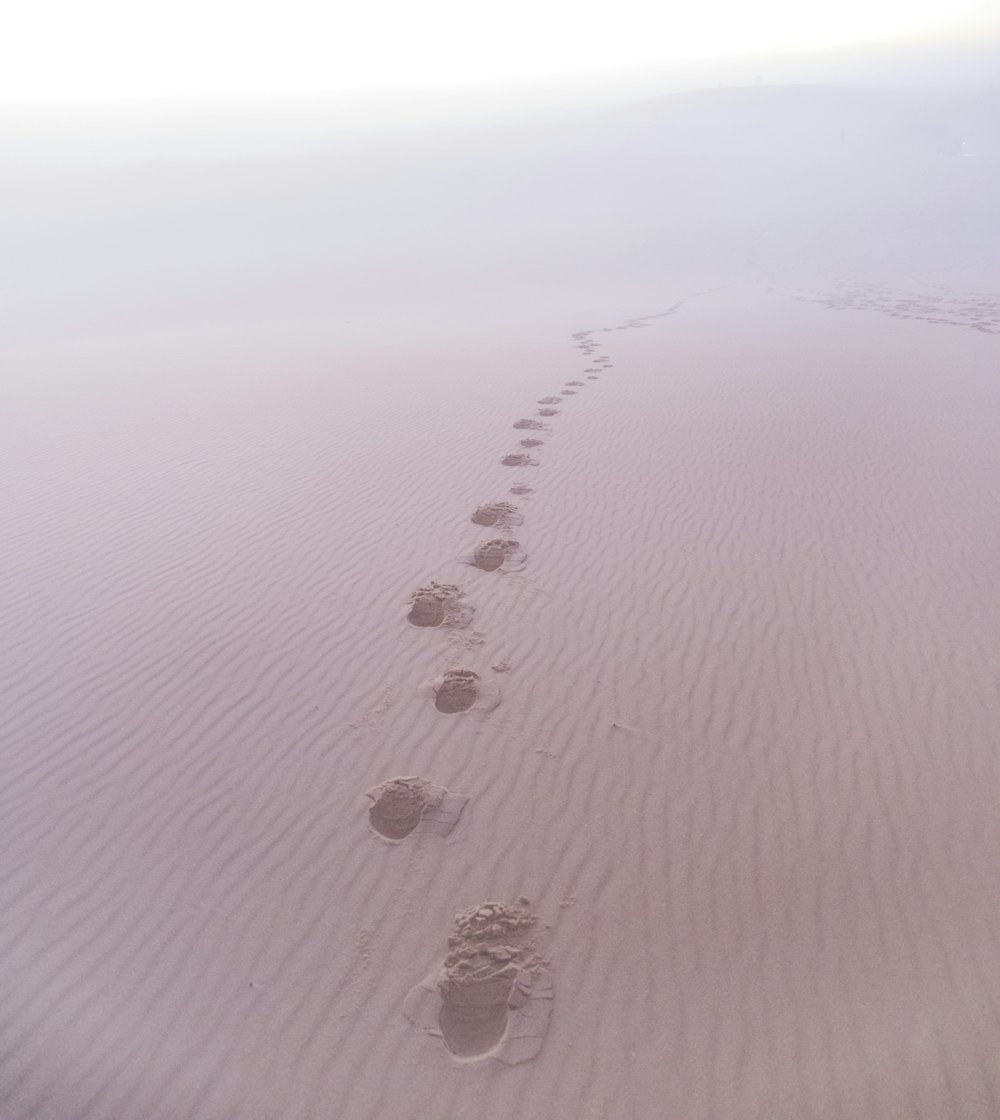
3,287,1000,1119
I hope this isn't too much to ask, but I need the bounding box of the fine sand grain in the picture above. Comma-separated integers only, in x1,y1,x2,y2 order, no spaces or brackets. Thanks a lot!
3,281,1000,1120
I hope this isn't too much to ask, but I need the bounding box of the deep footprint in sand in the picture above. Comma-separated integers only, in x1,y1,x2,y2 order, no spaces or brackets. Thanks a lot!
458,538,527,573
537,408,559,418
403,900,553,1064
513,418,545,430
406,583,473,629
420,668,501,715
501,453,538,467
470,501,523,528
367,776,467,840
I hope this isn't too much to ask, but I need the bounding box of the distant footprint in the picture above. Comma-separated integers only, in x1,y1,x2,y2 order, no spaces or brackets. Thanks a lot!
367,776,467,840
513,418,545,430
519,438,543,448
407,582,474,629
421,668,501,714
537,396,561,404
458,538,527,573
560,390,577,396
470,501,524,528
509,484,533,496
403,900,553,1064
565,381,584,386
586,375,598,380
501,453,538,467
536,408,559,418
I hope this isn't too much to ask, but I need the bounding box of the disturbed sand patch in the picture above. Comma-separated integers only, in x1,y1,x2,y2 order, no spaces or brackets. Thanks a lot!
403,900,553,1064
513,418,545,431
406,583,473,629
366,776,467,841
420,669,501,715
470,502,523,529
458,538,527,573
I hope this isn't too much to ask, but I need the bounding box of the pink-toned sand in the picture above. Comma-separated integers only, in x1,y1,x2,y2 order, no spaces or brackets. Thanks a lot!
3,275,1000,1117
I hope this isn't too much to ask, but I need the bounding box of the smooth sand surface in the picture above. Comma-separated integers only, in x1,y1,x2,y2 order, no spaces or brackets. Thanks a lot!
3,275,1000,1117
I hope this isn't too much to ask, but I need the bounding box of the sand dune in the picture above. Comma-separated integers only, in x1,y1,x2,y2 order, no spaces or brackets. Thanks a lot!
4,77,1000,1117
3,277,1000,1118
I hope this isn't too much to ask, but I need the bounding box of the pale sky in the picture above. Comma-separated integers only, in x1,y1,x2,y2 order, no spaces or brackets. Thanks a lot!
2,0,997,102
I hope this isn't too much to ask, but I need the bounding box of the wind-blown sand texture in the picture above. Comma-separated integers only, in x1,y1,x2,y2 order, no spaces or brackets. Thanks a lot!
5,282,1000,1118
4,80,1000,1118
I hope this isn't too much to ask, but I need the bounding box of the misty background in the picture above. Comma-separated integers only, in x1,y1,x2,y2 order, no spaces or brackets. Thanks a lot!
1,35,999,374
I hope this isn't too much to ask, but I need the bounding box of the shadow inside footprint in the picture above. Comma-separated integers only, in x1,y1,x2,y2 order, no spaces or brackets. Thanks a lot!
369,778,428,838
439,963,517,1057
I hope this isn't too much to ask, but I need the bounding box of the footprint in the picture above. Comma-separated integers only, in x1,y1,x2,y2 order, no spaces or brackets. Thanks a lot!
586,375,598,380
501,453,538,467
537,396,561,404
367,776,467,840
403,900,553,1064
458,538,527,573
471,501,524,528
513,418,545,430
407,583,474,629
565,381,584,386
560,390,576,396
421,669,501,714
509,484,533,496
433,668,478,712
536,408,559,417
519,438,543,448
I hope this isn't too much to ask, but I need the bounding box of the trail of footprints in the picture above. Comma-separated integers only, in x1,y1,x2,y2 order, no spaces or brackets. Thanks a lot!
783,277,1000,335
361,308,672,1063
